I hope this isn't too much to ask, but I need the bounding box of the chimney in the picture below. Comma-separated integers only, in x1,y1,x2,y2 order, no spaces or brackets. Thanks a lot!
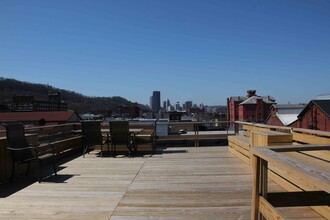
247,90,256,98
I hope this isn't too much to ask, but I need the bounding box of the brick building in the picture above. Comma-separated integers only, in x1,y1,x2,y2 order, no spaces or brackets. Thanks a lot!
265,104,305,127
227,90,276,124
297,100,330,131
119,106,140,118
1,92,68,112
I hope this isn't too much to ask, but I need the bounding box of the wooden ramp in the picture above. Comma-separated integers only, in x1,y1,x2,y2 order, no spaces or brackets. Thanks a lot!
0,146,325,219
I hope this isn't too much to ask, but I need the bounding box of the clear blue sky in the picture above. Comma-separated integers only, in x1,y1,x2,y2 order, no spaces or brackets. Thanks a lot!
1,0,330,106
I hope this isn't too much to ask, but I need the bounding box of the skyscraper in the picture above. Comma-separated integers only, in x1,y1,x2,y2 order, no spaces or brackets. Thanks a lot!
151,91,161,112
185,101,193,111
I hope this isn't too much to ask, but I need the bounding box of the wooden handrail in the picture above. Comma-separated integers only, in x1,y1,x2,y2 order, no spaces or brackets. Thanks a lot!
252,146,330,193
293,128,330,137
251,145,330,219
234,121,292,132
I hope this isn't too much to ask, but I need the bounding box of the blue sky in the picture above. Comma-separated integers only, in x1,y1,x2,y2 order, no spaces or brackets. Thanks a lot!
1,0,330,106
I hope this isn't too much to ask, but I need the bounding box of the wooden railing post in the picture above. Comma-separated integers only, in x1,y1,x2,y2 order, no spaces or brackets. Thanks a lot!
193,123,199,147
259,159,268,220
251,153,269,220
234,122,239,135
251,154,261,220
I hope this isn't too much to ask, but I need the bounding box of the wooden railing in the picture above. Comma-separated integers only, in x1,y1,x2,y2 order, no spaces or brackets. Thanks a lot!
102,120,232,147
0,123,82,183
292,128,330,144
233,121,292,135
251,145,330,220
229,121,330,164
156,121,233,147
229,121,330,219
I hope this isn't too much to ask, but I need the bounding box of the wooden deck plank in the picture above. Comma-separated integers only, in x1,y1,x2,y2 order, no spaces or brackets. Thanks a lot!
0,146,325,220
112,146,252,219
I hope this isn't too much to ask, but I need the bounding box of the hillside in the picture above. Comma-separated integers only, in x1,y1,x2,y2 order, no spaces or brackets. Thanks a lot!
0,77,148,114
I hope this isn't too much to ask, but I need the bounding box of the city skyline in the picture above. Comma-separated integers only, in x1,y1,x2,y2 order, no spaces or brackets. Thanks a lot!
1,1,330,106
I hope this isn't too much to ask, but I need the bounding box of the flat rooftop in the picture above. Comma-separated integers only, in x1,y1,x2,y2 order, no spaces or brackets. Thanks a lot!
0,146,325,219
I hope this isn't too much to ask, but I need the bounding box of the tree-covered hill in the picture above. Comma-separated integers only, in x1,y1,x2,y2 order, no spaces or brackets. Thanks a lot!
0,77,148,113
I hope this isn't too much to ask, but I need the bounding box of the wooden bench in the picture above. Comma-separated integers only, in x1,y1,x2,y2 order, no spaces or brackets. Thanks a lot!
28,125,83,157
251,145,330,219
228,135,250,164
0,124,83,182
229,125,293,165
229,123,253,163
40,133,83,157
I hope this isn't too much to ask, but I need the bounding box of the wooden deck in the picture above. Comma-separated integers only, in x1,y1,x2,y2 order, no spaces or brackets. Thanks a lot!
0,146,326,219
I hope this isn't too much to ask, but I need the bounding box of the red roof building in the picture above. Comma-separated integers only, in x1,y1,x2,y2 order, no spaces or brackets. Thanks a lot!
297,100,330,131
0,110,81,126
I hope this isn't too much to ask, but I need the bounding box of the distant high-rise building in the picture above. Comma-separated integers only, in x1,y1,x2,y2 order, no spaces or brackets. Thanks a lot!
175,102,181,111
168,105,175,111
166,99,171,111
149,96,153,110
151,91,161,112
185,101,193,111
162,101,167,112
